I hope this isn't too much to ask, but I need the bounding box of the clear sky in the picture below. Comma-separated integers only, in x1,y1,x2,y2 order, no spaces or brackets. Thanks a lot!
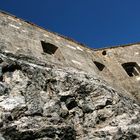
0,0,140,49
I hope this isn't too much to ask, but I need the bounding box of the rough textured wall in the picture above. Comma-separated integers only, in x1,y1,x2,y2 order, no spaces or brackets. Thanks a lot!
95,45,140,102
0,12,97,75
1,11,140,102
0,11,140,140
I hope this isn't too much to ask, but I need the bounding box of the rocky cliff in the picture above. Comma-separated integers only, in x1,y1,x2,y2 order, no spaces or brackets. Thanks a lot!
0,11,140,140
0,51,139,140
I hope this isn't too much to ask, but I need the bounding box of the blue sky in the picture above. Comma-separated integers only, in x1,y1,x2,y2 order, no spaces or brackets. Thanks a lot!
1,0,140,49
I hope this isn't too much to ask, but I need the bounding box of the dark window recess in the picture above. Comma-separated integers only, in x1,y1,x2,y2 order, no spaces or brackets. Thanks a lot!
93,61,105,71
41,41,58,55
122,62,140,77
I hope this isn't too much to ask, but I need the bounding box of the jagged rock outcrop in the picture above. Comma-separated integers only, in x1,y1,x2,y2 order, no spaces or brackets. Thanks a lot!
0,52,139,140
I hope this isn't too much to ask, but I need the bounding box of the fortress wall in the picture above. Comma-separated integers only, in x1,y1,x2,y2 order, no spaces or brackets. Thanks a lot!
0,12,99,74
0,11,140,101
95,45,140,100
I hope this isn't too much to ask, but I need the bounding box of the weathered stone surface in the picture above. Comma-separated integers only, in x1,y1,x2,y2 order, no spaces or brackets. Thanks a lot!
0,52,139,140
0,11,140,140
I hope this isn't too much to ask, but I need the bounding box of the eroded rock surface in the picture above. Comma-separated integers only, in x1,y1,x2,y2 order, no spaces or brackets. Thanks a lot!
0,53,139,140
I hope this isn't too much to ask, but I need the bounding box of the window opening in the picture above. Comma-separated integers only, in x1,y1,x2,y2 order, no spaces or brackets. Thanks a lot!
122,62,140,77
93,61,105,71
41,41,58,55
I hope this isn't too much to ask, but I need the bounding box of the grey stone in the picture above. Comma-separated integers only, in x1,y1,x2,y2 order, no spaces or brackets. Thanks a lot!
0,11,139,140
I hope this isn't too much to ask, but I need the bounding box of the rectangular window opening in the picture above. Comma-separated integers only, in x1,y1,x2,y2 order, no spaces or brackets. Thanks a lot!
122,62,140,77
41,41,58,55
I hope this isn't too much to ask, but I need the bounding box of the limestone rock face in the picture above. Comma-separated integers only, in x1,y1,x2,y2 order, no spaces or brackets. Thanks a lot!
0,52,139,140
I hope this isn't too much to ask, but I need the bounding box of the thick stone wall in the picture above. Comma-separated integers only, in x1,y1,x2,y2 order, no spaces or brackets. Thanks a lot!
0,11,140,102
0,11,98,75
94,45,140,101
